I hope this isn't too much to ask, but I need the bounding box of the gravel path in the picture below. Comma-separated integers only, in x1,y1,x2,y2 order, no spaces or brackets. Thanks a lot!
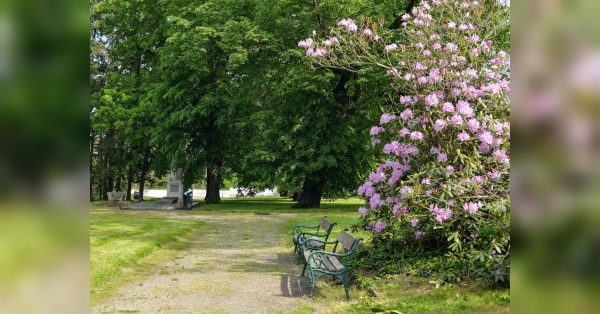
91,212,311,314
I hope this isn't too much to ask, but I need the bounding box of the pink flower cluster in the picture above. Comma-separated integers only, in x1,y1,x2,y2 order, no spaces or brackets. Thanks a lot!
370,126,385,135
385,43,398,51
358,206,368,217
393,207,408,216
337,18,358,32
323,37,339,45
429,204,453,223
463,201,481,214
382,141,419,157
380,113,397,124
372,221,386,233
297,38,313,48
306,47,326,57
415,231,426,239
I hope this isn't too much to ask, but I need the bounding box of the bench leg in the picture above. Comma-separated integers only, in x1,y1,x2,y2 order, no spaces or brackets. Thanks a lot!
301,261,308,277
308,270,316,298
342,273,350,300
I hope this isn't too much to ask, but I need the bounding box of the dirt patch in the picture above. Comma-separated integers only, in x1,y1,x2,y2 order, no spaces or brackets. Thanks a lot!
91,212,312,314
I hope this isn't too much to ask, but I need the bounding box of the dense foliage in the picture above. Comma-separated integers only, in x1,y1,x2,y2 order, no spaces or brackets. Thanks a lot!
298,0,510,286
90,0,411,205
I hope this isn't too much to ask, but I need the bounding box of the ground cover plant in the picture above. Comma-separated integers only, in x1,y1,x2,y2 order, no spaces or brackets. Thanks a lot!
90,209,206,305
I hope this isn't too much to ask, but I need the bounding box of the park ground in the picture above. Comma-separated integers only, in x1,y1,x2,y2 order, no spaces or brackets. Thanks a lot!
90,197,509,313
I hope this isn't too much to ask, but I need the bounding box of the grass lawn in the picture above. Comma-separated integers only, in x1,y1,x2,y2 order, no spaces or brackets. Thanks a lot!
90,208,206,305
284,210,509,313
292,275,510,314
90,197,509,312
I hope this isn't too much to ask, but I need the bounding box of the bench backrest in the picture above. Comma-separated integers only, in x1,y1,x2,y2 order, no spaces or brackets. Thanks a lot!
337,230,357,251
318,216,335,240
334,229,362,267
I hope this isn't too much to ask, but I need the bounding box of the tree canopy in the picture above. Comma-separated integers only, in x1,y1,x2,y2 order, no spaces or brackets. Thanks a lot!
91,0,453,207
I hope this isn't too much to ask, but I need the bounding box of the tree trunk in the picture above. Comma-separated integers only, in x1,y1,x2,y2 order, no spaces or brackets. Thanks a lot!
204,110,221,203
205,162,221,203
126,165,133,200
98,151,106,200
139,167,146,201
90,129,95,201
107,175,114,194
100,177,105,200
292,192,301,202
139,148,150,200
116,169,122,192
297,178,323,208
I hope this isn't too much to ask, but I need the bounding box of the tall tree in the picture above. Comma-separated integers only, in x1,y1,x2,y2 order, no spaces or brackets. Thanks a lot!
151,0,268,203
231,0,404,207
92,0,168,200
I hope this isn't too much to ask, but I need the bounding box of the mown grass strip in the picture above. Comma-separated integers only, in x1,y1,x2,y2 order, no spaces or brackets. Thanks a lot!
90,209,206,305
201,196,364,213
291,276,510,314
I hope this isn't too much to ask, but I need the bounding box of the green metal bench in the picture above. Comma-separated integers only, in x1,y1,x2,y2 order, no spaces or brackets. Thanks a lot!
300,229,363,299
292,216,337,265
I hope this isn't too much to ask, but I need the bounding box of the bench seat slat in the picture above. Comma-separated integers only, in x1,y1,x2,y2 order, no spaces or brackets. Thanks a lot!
304,252,345,272
320,255,336,271
322,255,344,272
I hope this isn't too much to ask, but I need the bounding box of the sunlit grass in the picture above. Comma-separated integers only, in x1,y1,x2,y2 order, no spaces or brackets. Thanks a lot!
291,275,510,313
90,208,206,305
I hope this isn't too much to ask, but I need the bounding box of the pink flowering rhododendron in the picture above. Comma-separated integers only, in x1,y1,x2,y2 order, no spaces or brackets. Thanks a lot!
458,131,470,141
385,43,398,51
373,221,385,233
380,113,396,124
370,126,385,135
415,231,426,239
299,0,509,285
358,207,368,217
410,218,419,227
463,201,481,215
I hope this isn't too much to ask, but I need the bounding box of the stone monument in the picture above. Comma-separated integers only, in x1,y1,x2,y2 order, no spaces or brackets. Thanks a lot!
166,168,184,202
107,191,125,202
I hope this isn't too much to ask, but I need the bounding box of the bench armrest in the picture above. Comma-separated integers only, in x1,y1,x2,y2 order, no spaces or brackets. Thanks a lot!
292,225,319,235
309,250,353,260
297,231,328,239
301,238,338,251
